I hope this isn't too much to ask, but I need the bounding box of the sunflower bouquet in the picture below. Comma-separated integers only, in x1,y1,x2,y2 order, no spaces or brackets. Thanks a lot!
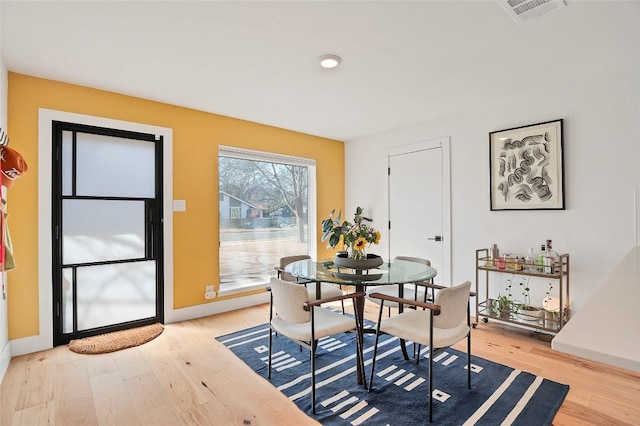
321,206,381,260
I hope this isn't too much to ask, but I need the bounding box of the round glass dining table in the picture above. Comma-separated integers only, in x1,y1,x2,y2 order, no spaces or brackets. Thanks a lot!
284,257,438,385
284,257,437,288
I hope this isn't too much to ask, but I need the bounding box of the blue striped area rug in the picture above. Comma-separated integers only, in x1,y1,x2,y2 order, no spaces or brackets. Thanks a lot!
216,320,569,425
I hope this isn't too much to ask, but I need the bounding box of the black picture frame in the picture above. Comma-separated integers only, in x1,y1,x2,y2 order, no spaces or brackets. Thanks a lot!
489,119,564,211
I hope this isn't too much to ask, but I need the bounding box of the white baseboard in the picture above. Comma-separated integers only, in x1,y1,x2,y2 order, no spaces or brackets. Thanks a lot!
11,331,53,357
165,292,269,323
0,340,11,383
8,293,269,357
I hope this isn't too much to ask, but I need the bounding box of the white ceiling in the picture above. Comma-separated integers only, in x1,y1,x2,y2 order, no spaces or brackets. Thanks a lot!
2,1,638,141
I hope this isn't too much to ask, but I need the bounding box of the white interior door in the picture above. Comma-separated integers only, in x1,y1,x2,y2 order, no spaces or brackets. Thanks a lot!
388,138,451,286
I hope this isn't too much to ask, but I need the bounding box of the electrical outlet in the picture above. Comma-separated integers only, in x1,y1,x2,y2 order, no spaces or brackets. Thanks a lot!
204,285,216,299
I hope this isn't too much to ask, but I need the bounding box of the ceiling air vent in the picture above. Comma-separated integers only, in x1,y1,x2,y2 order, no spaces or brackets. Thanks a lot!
499,0,566,24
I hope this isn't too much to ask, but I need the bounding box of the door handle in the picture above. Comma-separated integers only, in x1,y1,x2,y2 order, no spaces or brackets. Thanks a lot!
428,235,443,242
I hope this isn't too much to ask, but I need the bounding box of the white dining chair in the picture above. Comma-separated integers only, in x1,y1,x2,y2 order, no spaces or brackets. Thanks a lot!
276,255,345,313
365,256,441,316
267,277,366,414
367,281,473,423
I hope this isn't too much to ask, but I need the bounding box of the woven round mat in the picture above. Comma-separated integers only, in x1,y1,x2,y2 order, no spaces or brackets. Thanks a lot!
68,323,164,354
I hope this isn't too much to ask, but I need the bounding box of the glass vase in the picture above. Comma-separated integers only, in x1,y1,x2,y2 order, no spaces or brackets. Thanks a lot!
348,246,366,260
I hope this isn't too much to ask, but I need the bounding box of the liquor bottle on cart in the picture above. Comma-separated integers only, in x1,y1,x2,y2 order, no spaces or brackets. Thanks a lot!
545,239,560,274
491,244,499,267
525,247,536,272
537,244,546,272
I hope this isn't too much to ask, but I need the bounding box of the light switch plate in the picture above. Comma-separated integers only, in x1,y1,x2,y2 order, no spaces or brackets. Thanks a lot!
173,199,186,212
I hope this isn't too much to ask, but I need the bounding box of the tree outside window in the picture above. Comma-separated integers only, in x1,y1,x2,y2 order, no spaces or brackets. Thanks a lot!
219,151,313,289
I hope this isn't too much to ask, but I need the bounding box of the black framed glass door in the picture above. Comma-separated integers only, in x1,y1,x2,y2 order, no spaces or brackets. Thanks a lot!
52,121,163,346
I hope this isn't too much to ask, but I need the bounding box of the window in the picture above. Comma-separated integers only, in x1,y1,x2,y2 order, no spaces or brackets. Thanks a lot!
218,146,316,291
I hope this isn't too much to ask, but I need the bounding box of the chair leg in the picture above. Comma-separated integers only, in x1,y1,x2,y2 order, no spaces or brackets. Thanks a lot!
269,291,278,337
311,307,317,414
467,299,472,389
368,301,386,392
428,343,433,423
467,333,472,389
268,327,273,379
311,339,317,414
269,291,273,322
400,339,410,360
429,311,434,423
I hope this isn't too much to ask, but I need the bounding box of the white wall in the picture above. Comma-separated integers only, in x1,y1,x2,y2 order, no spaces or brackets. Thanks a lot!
345,64,639,315
0,1,10,383
638,21,640,247
637,187,640,246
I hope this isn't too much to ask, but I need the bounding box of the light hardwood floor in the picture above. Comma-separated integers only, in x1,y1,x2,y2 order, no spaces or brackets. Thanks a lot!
1,300,639,425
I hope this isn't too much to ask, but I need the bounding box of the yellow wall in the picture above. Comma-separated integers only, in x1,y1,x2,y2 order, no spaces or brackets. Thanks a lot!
7,72,344,340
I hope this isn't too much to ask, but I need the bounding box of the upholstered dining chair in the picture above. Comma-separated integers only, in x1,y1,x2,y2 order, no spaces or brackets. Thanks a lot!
267,277,366,414
365,256,440,316
276,254,345,313
367,281,473,423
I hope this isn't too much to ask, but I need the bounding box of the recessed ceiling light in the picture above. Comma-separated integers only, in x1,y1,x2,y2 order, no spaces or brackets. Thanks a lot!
319,54,342,69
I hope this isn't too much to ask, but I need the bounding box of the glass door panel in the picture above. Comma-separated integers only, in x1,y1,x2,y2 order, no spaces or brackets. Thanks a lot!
62,268,74,334
76,261,157,331
62,130,73,196
63,199,146,264
75,132,156,198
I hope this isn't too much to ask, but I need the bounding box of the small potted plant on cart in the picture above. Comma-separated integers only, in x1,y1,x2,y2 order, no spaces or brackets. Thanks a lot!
491,278,519,319
516,276,543,322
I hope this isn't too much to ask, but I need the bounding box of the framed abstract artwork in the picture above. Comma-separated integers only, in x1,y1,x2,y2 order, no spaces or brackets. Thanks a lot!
489,119,564,211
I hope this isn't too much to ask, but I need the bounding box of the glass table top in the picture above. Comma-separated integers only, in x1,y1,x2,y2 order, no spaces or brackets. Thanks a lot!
284,258,437,287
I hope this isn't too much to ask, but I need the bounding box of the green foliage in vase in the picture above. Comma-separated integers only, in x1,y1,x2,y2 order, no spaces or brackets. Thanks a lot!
546,282,554,297
321,206,381,259
496,275,521,315
518,276,535,309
